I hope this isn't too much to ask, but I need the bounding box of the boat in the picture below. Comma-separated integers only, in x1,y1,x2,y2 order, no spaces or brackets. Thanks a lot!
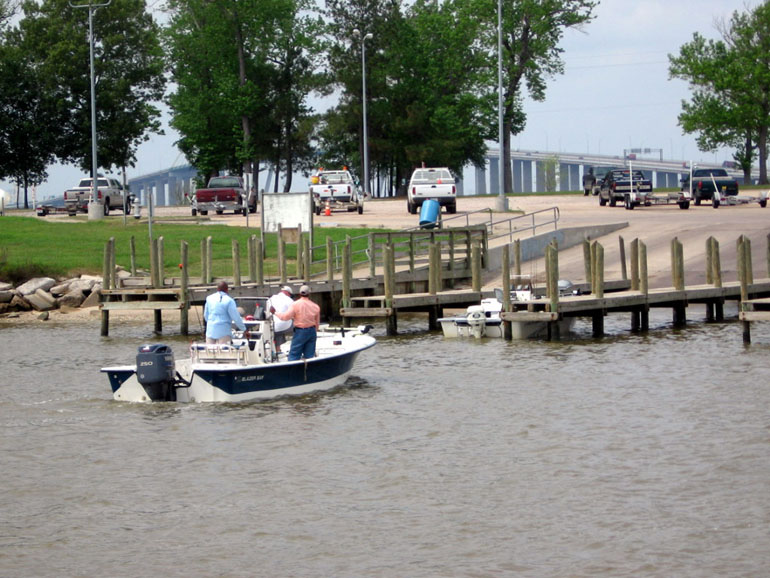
101,297,376,402
438,279,576,339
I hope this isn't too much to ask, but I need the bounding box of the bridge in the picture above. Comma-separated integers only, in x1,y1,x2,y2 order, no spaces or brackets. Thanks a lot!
126,149,753,206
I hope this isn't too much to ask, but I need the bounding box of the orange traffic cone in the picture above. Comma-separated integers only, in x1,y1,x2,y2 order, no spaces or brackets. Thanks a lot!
325,205,331,216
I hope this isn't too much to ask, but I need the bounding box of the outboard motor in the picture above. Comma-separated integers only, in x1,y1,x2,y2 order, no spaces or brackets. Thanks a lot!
136,344,176,401
466,305,486,339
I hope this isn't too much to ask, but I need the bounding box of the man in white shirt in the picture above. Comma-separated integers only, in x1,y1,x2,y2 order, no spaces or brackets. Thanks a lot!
267,285,294,348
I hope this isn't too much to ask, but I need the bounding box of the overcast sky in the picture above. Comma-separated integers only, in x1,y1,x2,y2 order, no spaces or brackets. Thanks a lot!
3,0,757,199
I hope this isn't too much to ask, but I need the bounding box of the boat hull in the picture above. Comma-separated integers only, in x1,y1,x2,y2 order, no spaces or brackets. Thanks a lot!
103,335,375,403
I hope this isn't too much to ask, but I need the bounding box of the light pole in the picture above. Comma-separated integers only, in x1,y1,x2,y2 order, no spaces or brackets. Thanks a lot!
353,29,373,198
496,0,508,211
70,0,111,221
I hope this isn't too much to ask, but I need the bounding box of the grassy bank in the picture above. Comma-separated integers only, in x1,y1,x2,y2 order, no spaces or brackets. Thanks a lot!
0,216,376,284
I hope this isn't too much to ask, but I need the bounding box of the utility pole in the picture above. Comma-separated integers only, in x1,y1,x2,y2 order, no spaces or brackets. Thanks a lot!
70,0,111,221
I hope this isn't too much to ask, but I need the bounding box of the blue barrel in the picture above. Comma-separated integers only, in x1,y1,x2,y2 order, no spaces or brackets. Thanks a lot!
419,199,440,229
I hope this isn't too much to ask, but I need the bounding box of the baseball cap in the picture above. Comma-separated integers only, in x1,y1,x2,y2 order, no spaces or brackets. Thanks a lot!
299,285,310,296
281,285,293,294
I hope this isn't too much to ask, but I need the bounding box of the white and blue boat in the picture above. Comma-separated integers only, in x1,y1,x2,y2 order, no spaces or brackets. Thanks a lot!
102,305,376,402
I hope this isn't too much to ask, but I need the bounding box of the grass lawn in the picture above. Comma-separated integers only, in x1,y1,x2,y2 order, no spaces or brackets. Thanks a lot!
0,215,378,284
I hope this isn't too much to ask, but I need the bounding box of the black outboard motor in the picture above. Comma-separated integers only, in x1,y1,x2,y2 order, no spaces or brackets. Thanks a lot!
136,344,176,401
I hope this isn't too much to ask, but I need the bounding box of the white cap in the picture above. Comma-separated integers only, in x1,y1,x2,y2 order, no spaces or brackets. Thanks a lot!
281,285,293,294
299,285,310,296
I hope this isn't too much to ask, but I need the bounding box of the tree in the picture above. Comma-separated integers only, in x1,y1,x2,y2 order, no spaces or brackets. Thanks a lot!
15,0,165,174
165,0,326,192
670,4,770,184
0,41,56,207
482,0,596,195
321,0,492,195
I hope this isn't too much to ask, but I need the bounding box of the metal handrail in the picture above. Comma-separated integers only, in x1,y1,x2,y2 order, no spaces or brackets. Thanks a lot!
486,206,560,244
308,205,560,275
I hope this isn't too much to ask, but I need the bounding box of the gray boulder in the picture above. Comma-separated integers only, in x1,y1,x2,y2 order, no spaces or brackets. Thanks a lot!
81,288,102,308
50,281,72,296
26,289,57,311
58,288,86,308
0,290,14,303
10,294,31,311
69,277,96,293
0,281,12,291
17,277,57,296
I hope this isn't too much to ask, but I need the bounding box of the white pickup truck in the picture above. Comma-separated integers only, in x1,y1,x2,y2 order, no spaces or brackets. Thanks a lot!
309,169,364,215
63,177,129,216
407,167,457,214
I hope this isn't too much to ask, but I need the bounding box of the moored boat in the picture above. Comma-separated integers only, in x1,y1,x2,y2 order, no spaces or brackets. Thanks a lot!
438,279,575,339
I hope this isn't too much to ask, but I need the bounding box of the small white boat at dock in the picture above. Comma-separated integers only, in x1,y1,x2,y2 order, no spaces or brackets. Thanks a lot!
438,279,575,339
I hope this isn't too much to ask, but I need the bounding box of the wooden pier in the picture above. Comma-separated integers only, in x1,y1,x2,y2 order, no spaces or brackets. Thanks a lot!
97,220,770,342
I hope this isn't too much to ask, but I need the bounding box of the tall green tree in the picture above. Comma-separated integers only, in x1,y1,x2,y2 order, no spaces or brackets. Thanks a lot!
484,0,596,195
669,3,770,184
15,0,165,174
0,41,56,207
321,0,491,196
165,0,325,192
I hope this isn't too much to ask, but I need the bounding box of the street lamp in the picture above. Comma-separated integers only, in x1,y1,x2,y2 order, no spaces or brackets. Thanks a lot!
71,0,111,221
353,29,373,198
496,0,508,211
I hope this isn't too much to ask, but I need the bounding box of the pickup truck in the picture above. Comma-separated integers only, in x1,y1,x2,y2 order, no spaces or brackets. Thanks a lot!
680,168,739,205
309,169,364,215
63,177,129,216
599,169,653,207
407,167,457,214
191,176,256,216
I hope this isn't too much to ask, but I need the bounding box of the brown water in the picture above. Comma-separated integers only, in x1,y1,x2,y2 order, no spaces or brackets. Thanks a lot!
1,309,769,577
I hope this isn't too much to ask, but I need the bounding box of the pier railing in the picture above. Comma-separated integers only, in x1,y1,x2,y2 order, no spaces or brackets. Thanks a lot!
309,206,560,277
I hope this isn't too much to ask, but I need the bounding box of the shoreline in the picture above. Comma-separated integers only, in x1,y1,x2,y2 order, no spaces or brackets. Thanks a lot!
4,192,769,326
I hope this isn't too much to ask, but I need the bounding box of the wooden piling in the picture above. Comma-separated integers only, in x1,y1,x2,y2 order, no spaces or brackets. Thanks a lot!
740,236,752,343
180,241,189,335
149,238,159,289
368,233,376,278
342,242,351,309
200,239,207,285
157,236,165,288
502,245,512,340
254,236,263,285
303,237,311,282
471,240,481,293
619,236,627,281
326,237,334,282
591,241,604,337
514,239,522,277
278,234,287,285
232,239,241,287
639,240,649,331
592,241,604,299
100,239,113,337
129,235,136,276
296,231,304,280
630,238,639,291
248,235,257,283
384,243,397,335
205,236,213,284
582,239,592,291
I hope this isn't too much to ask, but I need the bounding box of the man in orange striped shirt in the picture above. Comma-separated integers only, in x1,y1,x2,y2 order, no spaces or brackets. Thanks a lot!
272,285,320,361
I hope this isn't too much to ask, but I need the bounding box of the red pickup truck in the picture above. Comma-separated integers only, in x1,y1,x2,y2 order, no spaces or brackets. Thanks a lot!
191,176,256,216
